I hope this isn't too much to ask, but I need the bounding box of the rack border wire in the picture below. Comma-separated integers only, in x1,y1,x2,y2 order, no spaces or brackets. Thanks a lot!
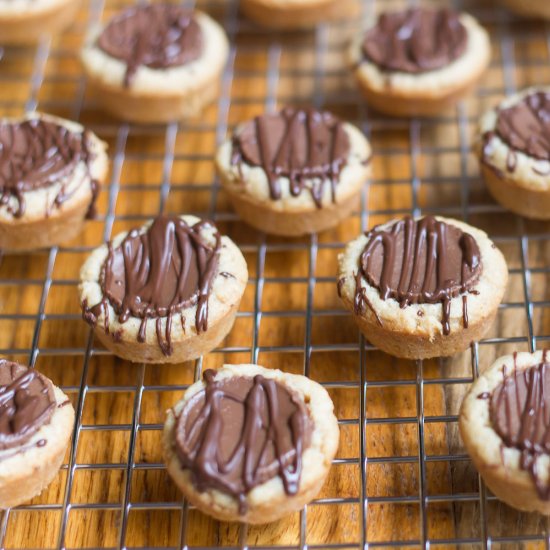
0,0,549,548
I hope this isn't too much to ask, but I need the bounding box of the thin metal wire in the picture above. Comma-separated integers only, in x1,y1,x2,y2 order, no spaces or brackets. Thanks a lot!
0,0,548,548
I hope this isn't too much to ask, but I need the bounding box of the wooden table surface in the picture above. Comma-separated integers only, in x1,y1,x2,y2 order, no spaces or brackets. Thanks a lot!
1,0,550,548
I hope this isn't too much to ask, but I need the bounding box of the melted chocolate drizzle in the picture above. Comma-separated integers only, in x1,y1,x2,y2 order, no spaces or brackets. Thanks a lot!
362,8,467,74
490,351,550,500
97,4,203,87
0,360,55,452
82,215,221,356
496,92,550,161
174,369,312,514
231,107,352,209
0,118,98,219
355,216,482,335
483,92,550,178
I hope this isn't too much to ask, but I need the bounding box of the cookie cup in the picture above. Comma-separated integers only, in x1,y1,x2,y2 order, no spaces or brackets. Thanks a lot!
477,88,550,220
0,113,108,252
78,215,248,364
0,0,80,45
0,383,74,508
216,122,371,236
80,11,228,124
240,0,356,30
163,363,340,523
348,13,490,117
337,217,508,360
459,351,550,514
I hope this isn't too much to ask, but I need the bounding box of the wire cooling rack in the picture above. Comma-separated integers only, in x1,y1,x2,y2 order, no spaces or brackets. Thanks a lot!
2,0,550,547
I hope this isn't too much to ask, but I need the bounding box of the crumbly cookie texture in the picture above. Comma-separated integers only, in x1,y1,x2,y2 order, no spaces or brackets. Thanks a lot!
460,351,550,514
78,215,248,364
0,112,108,252
477,88,550,220
216,122,371,236
80,11,228,123
0,382,75,508
338,217,508,359
163,363,340,524
500,0,550,19
349,13,490,116
240,0,358,29
0,0,79,44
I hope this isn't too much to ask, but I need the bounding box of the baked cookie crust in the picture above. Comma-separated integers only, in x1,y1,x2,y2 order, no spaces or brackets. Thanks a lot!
477,88,550,220
338,216,508,359
0,113,108,252
80,10,229,123
163,363,340,523
240,0,357,30
216,117,371,236
0,0,80,44
349,12,490,117
0,368,75,508
79,215,248,364
460,351,550,514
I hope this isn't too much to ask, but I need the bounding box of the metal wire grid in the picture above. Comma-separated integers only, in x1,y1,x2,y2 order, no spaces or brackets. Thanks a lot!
0,0,550,547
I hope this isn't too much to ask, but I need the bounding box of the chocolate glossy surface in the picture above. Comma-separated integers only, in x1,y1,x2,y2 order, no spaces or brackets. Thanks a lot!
174,369,312,513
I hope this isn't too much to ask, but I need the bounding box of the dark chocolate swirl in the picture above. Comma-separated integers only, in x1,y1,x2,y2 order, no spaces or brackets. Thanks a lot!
97,4,203,87
174,369,312,514
82,215,221,356
231,107,351,209
0,360,56,451
495,91,550,162
355,216,482,335
362,8,468,74
0,118,98,219
490,353,550,500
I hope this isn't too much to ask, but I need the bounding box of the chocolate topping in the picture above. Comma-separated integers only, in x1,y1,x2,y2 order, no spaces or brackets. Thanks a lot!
97,4,203,87
0,360,55,451
355,216,482,335
174,369,312,513
231,107,351,209
490,354,550,499
495,92,550,162
0,118,98,219
82,215,221,356
362,8,467,74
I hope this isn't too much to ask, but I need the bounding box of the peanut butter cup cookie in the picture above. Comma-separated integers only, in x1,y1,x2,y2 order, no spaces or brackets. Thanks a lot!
460,351,550,514
478,89,550,220
338,216,508,359
349,8,490,117
81,4,229,123
0,113,108,252
79,215,248,364
240,0,353,30
0,359,74,508
163,364,339,523
216,107,372,236
0,0,80,45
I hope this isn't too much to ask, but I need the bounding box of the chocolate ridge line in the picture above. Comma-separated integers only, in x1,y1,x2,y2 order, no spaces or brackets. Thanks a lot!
482,92,550,178
96,4,203,87
230,107,355,209
489,350,550,500
353,216,482,335
361,7,468,75
0,117,99,219
82,215,221,356
0,360,56,452
173,369,311,514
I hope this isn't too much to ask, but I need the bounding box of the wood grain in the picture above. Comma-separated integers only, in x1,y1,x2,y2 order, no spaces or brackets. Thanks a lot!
0,0,549,548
